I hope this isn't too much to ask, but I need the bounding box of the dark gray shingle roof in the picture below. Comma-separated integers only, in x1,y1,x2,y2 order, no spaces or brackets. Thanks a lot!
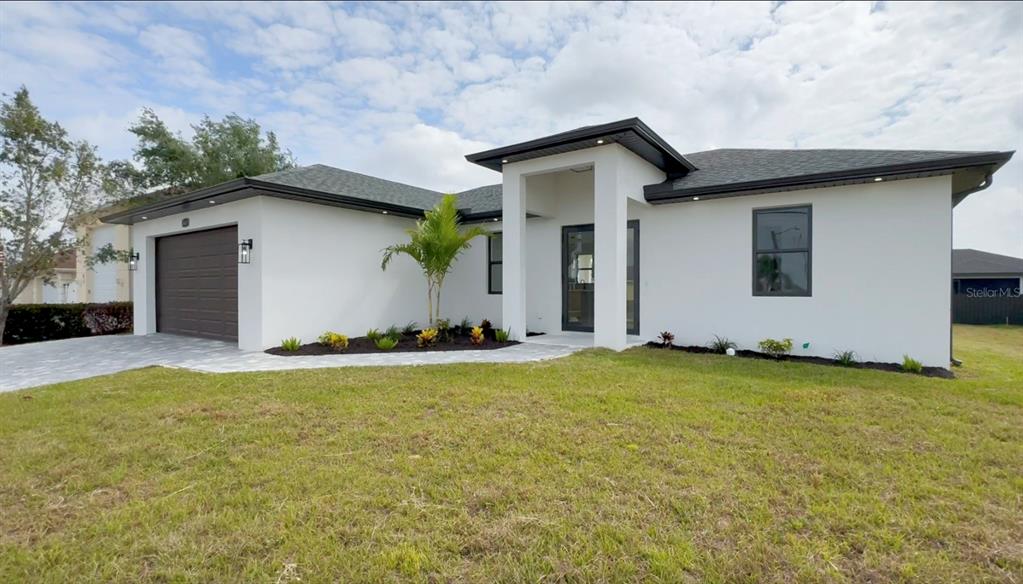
670,149,1000,191
454,184,502,215
253,164,444,210
953,249,1023,275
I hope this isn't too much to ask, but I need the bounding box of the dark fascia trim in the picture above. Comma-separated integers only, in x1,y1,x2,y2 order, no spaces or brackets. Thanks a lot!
954,272,1023,278
102,177,430,224
644,151,1015,203
465,117,696,174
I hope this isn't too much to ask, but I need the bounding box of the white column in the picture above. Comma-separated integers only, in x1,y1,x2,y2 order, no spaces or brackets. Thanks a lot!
502,168,527,340
593,154,627,350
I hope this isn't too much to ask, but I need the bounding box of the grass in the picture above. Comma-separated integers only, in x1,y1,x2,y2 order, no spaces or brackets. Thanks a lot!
1,325,1021,583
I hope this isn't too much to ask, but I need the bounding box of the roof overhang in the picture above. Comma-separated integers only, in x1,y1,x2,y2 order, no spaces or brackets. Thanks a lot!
101,178,430,225
465,118,696,176
643,151,1014,205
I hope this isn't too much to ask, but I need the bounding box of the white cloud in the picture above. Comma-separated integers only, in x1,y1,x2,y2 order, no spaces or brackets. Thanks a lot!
232,24,334,70
138,24,206,62
334,13,395,56
1,0,1020,255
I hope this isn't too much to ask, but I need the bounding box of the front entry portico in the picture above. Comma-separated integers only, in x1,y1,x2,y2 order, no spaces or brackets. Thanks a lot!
496,143,666,350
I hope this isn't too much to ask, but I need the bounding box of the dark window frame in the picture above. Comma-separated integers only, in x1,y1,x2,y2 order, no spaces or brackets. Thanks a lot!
487,232,502,295
752,204,812,297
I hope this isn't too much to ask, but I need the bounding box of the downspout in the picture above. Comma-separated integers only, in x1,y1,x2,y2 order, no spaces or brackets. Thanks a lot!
949,171,994,367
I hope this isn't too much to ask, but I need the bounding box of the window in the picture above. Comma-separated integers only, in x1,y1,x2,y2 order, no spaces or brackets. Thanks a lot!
488,233,502,294
753,205,811,296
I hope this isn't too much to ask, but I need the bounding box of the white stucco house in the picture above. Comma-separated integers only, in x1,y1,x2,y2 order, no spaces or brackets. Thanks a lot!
102,118,1013,368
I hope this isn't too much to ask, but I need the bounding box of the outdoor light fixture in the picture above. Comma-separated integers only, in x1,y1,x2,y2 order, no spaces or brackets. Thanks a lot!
238,239,253,264
873,177,883,182
382,210,388,214
140,215,148,220
209,200,216,204
492,218,499,222
693,196,700,201
596,139,605,144
128,250,139,271
501,159,509,163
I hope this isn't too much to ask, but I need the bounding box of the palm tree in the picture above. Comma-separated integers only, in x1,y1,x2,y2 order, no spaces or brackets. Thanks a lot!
381,194,489,325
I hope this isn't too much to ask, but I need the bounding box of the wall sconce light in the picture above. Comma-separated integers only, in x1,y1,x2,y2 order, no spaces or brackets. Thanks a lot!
128,250,139,271
238,239,253,264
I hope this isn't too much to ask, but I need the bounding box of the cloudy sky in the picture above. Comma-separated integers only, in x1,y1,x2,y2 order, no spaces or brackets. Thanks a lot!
2,1,1021,255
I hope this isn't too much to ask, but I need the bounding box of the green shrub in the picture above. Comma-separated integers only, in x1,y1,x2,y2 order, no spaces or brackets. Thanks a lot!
494,328,510,343
709,335,737,354
401,321,418,336
758,337,793,358
833,350,858,367
417,328,438,347
458,316,473,335
384,325,401,341
902,355,924,374
375,336,398,350
435,318,453,342
281,337,302,351
658,331,675,348
366,328,383,342
318,331,349,351
2,302,133,345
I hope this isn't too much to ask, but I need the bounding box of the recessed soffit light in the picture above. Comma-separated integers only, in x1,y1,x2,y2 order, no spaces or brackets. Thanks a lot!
873,177,883,182
596,139,605,145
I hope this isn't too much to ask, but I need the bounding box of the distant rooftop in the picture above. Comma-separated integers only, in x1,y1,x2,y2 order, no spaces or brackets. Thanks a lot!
953,249,1023,276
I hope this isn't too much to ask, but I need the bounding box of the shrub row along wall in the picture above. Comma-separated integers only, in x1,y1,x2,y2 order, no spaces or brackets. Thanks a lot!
3,302,133,345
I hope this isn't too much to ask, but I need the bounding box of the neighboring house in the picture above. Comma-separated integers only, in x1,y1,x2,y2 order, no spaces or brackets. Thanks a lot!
13,250,79,304
101,118,1014,367
76,218,133,303
952,249,1023,295
952,248,1023,325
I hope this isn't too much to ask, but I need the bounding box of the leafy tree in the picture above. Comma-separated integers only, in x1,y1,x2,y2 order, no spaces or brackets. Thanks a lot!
128,108,295,190
90,110,296,268
381,195,489,325
0,87,110,340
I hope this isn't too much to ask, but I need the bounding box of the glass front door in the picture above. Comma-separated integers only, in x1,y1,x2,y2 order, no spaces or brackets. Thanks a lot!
561,222,639,334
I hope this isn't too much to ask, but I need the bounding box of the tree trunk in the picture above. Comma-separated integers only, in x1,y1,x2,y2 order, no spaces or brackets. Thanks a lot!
426,281,434,326
434,281,442,324
0,299,9,345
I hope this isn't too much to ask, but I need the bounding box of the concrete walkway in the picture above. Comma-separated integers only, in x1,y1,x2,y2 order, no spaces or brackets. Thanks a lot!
0,334,581,393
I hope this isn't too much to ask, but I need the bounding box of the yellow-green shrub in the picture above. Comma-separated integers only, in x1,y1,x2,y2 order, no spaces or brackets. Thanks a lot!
417,328,438,348
318,331,349,351
469,326,485,345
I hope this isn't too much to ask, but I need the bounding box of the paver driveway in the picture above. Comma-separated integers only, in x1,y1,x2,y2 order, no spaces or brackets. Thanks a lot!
0,334,579,392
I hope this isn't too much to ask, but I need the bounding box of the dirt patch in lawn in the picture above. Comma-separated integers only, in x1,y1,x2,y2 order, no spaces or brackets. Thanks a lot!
267,334,519,356
647,342,955,378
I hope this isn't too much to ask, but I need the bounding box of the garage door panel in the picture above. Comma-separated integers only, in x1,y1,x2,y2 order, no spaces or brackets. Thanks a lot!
156,226,238,342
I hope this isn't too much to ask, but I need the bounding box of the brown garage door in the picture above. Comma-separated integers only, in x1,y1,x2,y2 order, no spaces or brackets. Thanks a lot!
156,226,238,342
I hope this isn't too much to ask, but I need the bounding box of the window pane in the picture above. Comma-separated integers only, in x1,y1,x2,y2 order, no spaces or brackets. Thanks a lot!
755,252,809,295
490,263,502,293
489,233,502,262
755,207,809,251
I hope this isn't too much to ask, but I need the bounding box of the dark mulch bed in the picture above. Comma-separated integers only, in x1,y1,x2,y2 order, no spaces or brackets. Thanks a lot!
645,342,954,379
267,333,518,356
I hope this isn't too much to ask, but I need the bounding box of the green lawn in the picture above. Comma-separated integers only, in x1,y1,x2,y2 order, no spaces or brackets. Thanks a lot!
1,326,1021,583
